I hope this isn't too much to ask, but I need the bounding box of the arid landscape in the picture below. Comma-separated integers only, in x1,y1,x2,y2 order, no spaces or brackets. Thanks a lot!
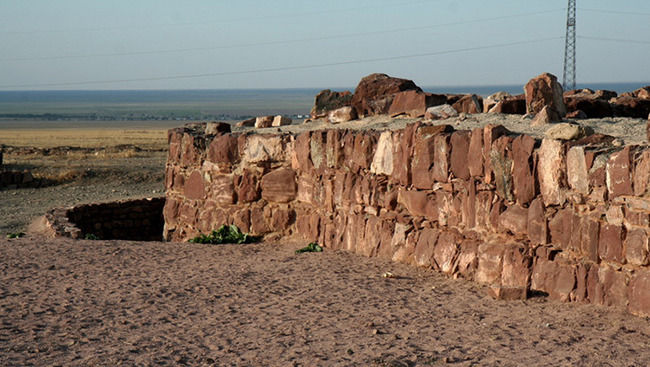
2,111,650,366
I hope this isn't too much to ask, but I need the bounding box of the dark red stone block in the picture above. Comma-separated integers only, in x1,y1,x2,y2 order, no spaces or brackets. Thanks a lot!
184,171,205,200
606,146,634,198
261,168,297,203
467,127,484,177
629,269,650,317
511,134,537,205
599,223,625,264
450,131,471,180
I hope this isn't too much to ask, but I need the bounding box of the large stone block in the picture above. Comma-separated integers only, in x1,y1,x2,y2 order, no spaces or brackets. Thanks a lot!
606,146,633,198
450,131,471,180
549,208,573,251
398,190,436,219
628,269,650,317
537,138,567,206
566,146,590,195
261,168,297,203
391,123,418,186
524,72,567,116
489,136,514,202
414,228,439,267
511,134,537,205
411,132,436,189
325,129,344,169
598,265,628,307
501,245,532,288
235,169,260,203
292,132,313,173
184,171,205,200
634,149,650,196
388,90,446,118
207,134,238,165
467,127,484,177
476,242,504,284
456,239,480,280
433,230,461,274
599,223,625,264
210,174,235,206
499,204,528,236
432,133,451,182
242,135,285,163
625,228,649,266
370,131,394,176
527,198,548,245
531,258,575,302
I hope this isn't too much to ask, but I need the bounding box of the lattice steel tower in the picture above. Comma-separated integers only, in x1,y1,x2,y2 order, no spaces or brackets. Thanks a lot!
563,0,577,90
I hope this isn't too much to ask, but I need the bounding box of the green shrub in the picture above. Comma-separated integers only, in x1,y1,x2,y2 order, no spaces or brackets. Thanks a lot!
295,242,323,254
6,232,25,239
84,233,100,240
189,225,258,245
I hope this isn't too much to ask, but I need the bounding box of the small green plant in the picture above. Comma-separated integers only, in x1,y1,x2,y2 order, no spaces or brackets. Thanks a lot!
84,233,100,240
6,232,25,239
189,225,258,244
295,242,323,254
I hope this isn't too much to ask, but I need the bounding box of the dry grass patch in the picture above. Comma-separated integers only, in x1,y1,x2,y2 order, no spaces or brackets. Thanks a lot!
0,128,168,150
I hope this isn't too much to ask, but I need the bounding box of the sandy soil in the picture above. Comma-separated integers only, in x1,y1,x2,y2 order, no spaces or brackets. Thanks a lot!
2,236,650,366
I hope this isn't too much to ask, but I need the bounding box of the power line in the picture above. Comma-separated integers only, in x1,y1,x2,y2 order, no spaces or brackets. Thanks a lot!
0,37,563,89
579,8,650,17
0,9,565,62
563,0,577,90
0,0,444,35
578,35,650,45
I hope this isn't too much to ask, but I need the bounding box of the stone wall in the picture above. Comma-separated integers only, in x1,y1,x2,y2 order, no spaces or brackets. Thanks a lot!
39,197,165,241
164,123,650,316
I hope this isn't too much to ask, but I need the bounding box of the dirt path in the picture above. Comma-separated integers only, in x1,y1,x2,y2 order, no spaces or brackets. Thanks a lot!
2,237,650,366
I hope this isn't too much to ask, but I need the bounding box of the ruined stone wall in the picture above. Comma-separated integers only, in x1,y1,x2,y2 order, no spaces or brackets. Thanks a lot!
164,123,650,317
41,197,165,241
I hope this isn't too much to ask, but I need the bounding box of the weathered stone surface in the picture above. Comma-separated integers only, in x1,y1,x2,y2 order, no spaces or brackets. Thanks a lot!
599,223,625,264
545,123,590,141
531,105,561,126
524,72,567,117
254,115,274,128
388,90,446,118
549,208,572,250
207,134,238,164
564,97,614,118
499,204,528,236
433,230,461,274
489,96,526,114
467,127,484,177
606,146,633,198
598,265,628,307
537,138,566,206
392,123,418,186
242,135,285,163
450,131,471,180
184,171,205,200
483,91,511,112
489,136,514,202
625,229,649,266
414,228,438,267
501,245,531,288
210,174,235,206
260,168,297,203
511,134,537,204
612,96,650,118
235,169,260,203
370,131,394,176
399,190,436,218
205,122,231,135
310,89,352,118
527,198,547,245
482,124,510,183
476,242,504,284
351,73,421,117
628,269,650,317
432,133,451,182
567,146,589,195
531,258,575,302
424,104,458,120
634,149,650,196
452,94,483,114
272,115,292,127
327,106,357,123
236,117,256,127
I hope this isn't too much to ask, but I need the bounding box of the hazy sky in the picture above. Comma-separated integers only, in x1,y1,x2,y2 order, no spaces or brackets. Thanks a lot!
1,0,649,90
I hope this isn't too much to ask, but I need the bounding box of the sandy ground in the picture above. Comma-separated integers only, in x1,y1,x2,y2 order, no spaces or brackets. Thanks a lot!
2,237,650,366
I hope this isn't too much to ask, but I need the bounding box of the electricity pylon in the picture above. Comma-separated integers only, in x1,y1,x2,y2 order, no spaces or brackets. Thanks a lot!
563,0,577,90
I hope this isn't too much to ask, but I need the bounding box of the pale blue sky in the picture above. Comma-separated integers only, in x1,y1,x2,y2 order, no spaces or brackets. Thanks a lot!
0,0,649,90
